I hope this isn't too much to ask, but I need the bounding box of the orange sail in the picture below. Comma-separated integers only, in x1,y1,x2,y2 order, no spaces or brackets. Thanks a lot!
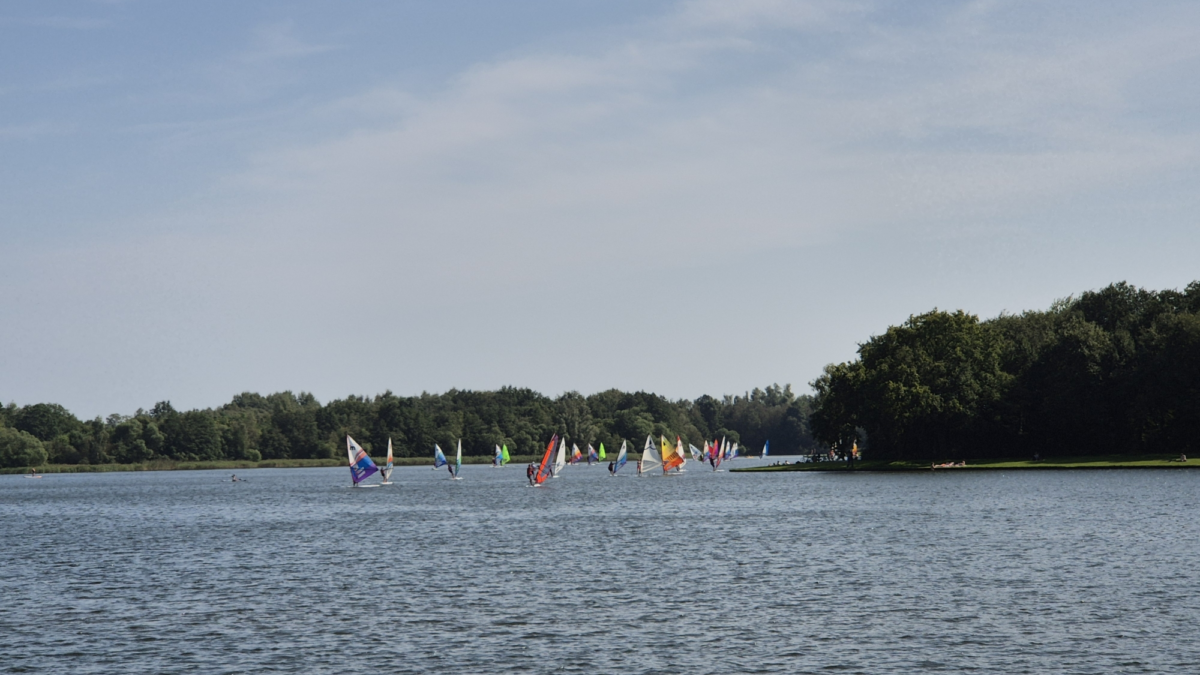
535,434,558,484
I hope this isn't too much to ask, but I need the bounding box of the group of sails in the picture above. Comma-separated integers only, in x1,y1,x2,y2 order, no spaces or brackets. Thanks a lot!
347,433,762,486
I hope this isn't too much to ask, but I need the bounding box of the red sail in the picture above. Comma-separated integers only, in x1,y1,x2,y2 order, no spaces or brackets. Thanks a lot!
535,434,558,484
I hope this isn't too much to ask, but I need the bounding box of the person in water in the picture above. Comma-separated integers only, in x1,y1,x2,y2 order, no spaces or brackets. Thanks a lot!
230,474,238,482
526,462,535,485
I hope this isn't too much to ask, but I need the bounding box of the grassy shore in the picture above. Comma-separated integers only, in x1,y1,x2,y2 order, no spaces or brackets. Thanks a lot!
731,454,1200,472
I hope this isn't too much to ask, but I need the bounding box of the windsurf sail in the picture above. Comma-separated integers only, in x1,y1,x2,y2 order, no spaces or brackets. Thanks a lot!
762,440,769,459
587,444,598,465
501,444,511,465
535,434,558,484
639,435,661,475
612,440,627,474
662,435,684,473
553,437,567,476
493,444,503,467
851,440,860,460
675,436,687,470
598,442,607,460
570,443,583,465
347,435,379,485
452,439,462,478
381,438,394,482
433,444,448,469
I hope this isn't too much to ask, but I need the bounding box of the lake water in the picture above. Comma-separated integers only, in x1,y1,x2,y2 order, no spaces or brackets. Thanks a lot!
2,464,1198,674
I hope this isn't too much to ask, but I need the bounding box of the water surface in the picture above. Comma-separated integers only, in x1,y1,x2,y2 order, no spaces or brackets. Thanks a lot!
3,465,1198,673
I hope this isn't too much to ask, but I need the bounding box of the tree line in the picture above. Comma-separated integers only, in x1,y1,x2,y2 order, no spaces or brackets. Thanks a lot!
0,385,818,468
811,282,1200,461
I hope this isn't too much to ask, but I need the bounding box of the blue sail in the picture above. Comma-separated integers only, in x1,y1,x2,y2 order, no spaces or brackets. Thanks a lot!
347,435,379,485
433,444,448,468
613,441,628,474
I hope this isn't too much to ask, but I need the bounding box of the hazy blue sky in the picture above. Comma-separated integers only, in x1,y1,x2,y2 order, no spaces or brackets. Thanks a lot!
3,0,1199,419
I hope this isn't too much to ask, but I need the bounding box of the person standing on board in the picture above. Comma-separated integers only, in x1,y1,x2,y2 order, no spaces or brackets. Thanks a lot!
527,462,536,485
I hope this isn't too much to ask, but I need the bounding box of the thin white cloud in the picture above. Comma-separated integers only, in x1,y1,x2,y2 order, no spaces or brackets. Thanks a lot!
239,21,338,63
214,0,1200,274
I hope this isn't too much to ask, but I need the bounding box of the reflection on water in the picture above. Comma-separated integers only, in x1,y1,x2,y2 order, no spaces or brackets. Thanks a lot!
3,465,1199,673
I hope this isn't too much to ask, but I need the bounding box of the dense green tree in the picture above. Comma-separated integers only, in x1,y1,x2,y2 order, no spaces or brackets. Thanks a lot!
13,403,80,442
0,427,48,468
161,410,222,461
813,282,1200,460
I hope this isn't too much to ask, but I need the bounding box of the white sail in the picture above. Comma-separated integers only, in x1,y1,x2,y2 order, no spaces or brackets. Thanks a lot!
675,437,686,470
454,439,463,478
381,438,394,483
553,437,567,476
639,434,661,475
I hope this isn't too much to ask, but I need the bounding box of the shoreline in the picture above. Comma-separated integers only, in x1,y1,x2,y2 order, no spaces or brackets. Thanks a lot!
732,454,1199,472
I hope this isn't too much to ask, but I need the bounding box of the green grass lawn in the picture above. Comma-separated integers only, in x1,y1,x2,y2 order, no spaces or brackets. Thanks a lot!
732,454,1199,472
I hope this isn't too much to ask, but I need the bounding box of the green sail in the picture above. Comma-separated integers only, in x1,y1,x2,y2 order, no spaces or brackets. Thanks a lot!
598,442,606,460
501,444,510,464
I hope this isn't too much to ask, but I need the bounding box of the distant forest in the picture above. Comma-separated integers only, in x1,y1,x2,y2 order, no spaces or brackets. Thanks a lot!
811,282,1200,461
0,385,816,468
5,281,1197,469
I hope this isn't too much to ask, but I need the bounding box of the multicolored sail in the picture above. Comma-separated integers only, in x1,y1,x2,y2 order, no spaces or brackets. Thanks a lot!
570,443,583,465
762,440,769,459
451,439,462,478
493,444,503,467
662,435,684,473
381,438,394,483
587,444,599,465
535,434,558,484
347,435,379,485
688,443,703,462
433,444,448,468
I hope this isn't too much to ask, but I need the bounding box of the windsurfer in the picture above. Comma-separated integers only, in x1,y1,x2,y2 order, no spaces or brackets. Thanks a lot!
607,461,614,475
527,462,536,485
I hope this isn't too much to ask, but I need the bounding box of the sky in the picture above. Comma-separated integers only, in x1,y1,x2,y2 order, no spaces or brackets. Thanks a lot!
3,0,1199,419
